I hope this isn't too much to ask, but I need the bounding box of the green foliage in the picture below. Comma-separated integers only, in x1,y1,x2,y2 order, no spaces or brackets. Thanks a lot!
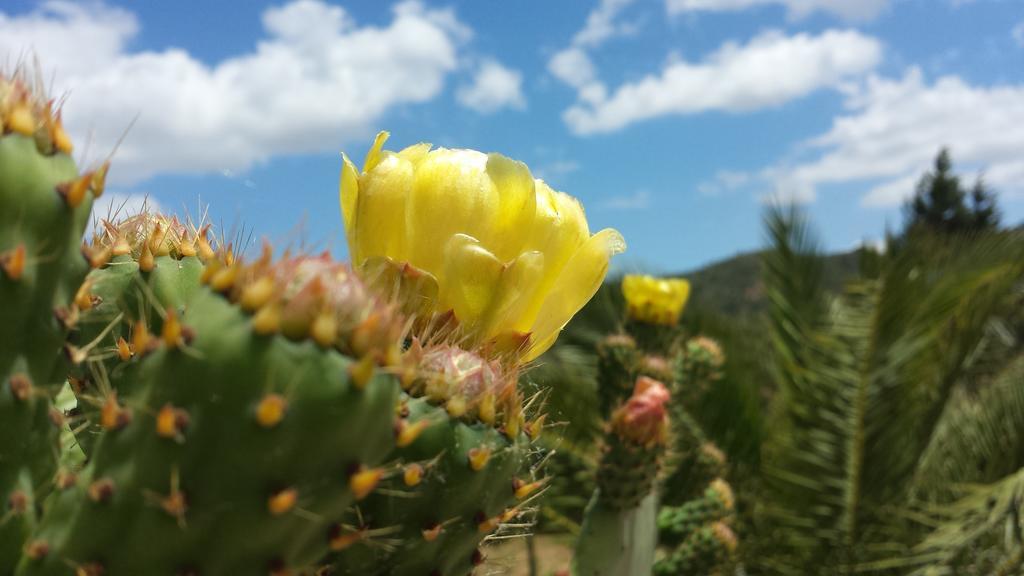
903,148,1000,237
756,205,1024,575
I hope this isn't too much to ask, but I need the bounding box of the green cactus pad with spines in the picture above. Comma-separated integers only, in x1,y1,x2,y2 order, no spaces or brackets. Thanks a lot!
657,479,734,546
596,433,662,512
330,396,534,575
596,334,638,418
69,217,207,454
660,405,718,504
18,282,402,575
653,521,736,576
1,78,96,571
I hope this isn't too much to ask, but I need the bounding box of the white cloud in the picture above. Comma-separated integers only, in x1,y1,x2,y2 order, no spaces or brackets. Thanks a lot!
601,189,651,210
456,59,526,114
0,0,471,184
862,174,918,207
563,29,882,135
545,0,636,116
666,0,890,22
1013,21,1024,47
548,48,598,91
697,169,753,196
574,0,639,47
752,68,1024,207
534,160,580,181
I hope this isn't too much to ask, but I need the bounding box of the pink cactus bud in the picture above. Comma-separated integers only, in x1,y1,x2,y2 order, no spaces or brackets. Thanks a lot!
611,376,671,446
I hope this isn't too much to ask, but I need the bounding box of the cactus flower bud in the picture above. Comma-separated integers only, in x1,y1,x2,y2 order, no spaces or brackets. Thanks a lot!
611,376,671,446
340,132,625,360
622,275,690,326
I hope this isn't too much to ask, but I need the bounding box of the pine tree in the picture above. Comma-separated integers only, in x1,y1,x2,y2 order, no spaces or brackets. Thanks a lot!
903,148,1000,236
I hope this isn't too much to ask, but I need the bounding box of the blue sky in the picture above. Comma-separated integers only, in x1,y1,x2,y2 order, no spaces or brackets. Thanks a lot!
3,0,1023,272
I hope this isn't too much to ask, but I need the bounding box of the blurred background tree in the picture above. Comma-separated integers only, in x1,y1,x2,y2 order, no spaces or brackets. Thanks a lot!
903,148,1000,237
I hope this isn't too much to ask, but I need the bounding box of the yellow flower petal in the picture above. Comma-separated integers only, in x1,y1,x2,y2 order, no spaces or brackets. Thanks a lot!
526,228,626,360
406,149,496,276
512,181,591,330
622,275,690,325
397,142,432,165
353,154,413,266
483,153,537,262
363,131,390,173
340,153,360,254
479,250,545,339
438,234,504,330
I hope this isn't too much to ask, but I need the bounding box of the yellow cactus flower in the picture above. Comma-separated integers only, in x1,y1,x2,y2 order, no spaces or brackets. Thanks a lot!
621,275,690,325
340,131,625,361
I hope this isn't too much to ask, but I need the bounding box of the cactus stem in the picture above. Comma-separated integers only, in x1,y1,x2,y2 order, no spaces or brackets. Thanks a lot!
268,488,298,516
349,466,383,500
255,393,288,428
468,446,492,471
0,243,26,280
348,356,375,391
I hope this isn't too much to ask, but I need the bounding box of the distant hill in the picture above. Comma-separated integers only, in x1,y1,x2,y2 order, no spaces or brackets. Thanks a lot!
681,249,863,318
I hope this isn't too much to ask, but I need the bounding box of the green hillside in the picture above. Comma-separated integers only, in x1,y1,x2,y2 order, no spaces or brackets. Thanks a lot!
681,248,863,318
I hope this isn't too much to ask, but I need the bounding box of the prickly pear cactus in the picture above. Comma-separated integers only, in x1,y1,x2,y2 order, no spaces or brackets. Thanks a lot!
66,212,213,454
0,70,101,571
327,344,542,576
18,251,405,575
